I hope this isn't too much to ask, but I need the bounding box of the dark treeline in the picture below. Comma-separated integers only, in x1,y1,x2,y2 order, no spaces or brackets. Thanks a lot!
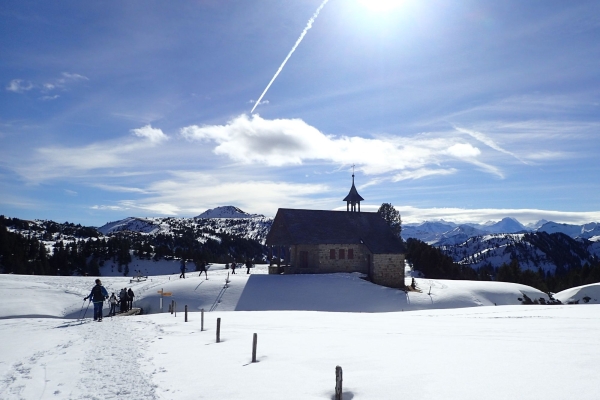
405,238,600,293
0,216,267,276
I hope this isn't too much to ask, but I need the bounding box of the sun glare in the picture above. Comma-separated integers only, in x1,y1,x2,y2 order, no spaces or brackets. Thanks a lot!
356,0,405,12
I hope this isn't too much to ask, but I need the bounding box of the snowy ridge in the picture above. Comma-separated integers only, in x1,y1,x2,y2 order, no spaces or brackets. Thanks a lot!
440,232,598,273
97,217,161,235
195,205,264,219
97,215,273,244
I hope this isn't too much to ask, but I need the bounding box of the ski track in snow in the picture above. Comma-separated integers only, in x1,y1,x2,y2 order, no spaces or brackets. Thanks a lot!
0,317,157,400
76,317,157,399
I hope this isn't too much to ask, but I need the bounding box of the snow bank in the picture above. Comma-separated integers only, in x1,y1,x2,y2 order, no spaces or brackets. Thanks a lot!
554,282,600,304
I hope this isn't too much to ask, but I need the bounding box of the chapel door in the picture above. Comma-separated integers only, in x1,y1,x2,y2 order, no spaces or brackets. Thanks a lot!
299,251,308,268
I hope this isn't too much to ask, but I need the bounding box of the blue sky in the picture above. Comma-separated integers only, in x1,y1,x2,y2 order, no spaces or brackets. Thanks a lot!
1,0,600,226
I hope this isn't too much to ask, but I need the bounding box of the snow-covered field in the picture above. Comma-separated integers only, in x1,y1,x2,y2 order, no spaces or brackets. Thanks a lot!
1,266,599,399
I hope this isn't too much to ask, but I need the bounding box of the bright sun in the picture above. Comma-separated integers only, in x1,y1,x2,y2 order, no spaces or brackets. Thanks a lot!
356,0,405,12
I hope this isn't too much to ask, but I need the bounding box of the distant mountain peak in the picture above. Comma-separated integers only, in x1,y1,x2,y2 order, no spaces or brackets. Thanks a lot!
195,206,263,219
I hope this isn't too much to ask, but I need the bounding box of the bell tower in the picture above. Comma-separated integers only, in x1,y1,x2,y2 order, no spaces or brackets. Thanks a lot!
343,166,364,212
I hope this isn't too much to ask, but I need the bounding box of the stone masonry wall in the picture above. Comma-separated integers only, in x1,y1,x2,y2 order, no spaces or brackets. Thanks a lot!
286,243,369,274
372,253,405,288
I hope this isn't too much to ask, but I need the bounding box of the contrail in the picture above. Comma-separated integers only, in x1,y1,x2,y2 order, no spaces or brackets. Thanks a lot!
251,0,330,114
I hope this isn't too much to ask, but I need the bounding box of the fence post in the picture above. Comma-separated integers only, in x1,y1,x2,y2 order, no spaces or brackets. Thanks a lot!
216,318,221,343
252,333,258,363
335,365,343,400
201,308,204,331
170,300,174,315
174,301,177,317
185,305,188,322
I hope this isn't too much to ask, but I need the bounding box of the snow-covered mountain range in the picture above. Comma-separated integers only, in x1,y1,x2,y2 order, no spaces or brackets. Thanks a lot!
403,217,600,244
3,209,600,276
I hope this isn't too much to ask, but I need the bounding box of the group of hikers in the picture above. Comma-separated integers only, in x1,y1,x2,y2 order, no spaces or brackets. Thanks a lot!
179,259,210,279
84,279,135,321
85,258,256,321
179,259,254,278
226,260,253,275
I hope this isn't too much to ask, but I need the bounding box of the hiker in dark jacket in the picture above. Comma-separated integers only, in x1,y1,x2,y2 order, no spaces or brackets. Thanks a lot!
119,288,128,313
84,279,109,321
180,259,187,279
198,260,208,279
127,288,135,309
231,261,236,274
245,259,252,274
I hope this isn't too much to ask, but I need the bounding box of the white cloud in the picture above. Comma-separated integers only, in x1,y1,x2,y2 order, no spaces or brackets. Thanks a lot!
40,95,60,101
130,125,169,144
6,79,33,93
180,113,500,177
90,171,331,217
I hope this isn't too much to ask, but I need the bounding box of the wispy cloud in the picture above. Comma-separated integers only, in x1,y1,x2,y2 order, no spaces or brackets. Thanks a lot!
5,72,88,98
15,125,169,181
454,126,529,165
91,171,331,217
6,79,33,93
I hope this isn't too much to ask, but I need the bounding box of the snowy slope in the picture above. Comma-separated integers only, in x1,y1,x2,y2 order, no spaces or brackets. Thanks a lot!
0,273,599,399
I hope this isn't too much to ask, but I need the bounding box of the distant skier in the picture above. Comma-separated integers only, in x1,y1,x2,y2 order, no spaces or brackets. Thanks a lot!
245,259,252,274
180,259,187,279
231,261,237,274
198,260,208,279
84,279,108,321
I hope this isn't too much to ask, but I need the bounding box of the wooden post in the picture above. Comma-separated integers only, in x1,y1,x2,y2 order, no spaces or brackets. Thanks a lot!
185,305,188,322
160,288,163,312
216,318,221,343
252,333,258,363
174,301,177,317
335,365,343,400
170,300,174,314
201,308,204,331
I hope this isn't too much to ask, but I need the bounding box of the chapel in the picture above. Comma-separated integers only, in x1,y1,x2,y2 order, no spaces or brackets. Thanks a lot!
265,174,405,288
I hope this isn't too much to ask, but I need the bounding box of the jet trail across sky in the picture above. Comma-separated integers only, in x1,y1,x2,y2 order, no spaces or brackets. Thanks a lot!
250,0,330,114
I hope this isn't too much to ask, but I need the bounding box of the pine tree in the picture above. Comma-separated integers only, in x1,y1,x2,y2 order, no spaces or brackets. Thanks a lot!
377,203,402,238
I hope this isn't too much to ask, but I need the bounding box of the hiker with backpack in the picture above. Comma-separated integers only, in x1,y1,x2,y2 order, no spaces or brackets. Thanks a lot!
245,259,252,274
231,261,237,274
127,288,135,310
84,279,109,321
119,288,128,313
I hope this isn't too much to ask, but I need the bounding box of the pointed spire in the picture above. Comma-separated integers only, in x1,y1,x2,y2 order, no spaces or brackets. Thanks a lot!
343,167,364,212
